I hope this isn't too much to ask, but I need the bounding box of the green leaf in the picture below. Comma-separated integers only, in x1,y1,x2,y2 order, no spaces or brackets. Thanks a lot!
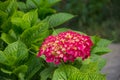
91,36,111,55
17,2,27,11
44,13,74,28
70,72,106,80
91,47,111,55
6,0,17,16
40,67,56,80
0,0,9,11
18,73,25,80
80,54,106,73
47,0,61,6
3,41,28,66
91,36,101,45
26,0,37,9
22,10,38,26
52,65,104,80
96,39,111,47
90,54,106,70
1,68,12,75
25,56,44,80
0,51,6,64
0,10,8,26
1,33,16,44
13,65,28,75
52,65,80,80
11,17,30,31
52,28,69,35
20,22,49,47
1,18,12,33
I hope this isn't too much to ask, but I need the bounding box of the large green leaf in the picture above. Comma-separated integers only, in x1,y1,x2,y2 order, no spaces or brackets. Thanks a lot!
3,41,28,66
17,2,27,11
26,0,37,9
47,0,61,6
91,36,111,55
6,0,17,16
89,54,106,70
1,33,16,44
25,56,44,80
13,65,28,75
70,72,106,80
44,13,74,28
40,66,56,80
22,9,38,26
1,18,12,33
0,0,9,11
20,22,49,47
52,64,106,80
0,51,6,64
52,65,80,80
11,10,38,33
91,47,111,55
0,10,8,26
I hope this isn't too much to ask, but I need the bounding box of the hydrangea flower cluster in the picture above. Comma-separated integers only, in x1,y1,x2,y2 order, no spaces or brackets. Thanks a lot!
37,31,93,64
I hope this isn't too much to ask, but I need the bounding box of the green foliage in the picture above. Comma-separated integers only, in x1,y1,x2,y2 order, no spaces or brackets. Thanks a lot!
25,56,44,80
91,36,111,55
52,65,106,80
18,0,61,19
1,33,16,44
20,22,49,47
0,0,110,80
44,13,74,28
40,66,56,80
0,41,28,66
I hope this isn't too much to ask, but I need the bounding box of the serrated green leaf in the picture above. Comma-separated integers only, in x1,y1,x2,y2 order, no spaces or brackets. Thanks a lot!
91,36,111,55
1,68,12,75
80,54,106,73
6,0,17,16
3,41,28,66
52,65,80,80
26,0,37,9
1,18,12,33
44,13,74,28
13,65,28,75
90,54,106,70
47,0,61,6
20,22,49,47
18,73,25,80
0,10,8,26
11,17,30,31
0,51,6,64
40,67,56,80
52,64,106,80
70,72,106,80
22,9,38,26
91,47,111,55
96,39,111,47
12,11,24,18
0,0,9,11
25,56,44,80
1,33,16,44
17,2,27,11
91,36,101,45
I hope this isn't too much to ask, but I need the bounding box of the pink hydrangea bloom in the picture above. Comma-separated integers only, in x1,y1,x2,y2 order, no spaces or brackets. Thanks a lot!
37,31,93,64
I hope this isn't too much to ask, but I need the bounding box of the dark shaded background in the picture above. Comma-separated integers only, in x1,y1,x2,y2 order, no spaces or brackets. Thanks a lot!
55,0,120,42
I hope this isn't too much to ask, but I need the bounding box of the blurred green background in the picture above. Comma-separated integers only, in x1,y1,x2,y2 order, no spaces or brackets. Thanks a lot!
55,0,120,42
